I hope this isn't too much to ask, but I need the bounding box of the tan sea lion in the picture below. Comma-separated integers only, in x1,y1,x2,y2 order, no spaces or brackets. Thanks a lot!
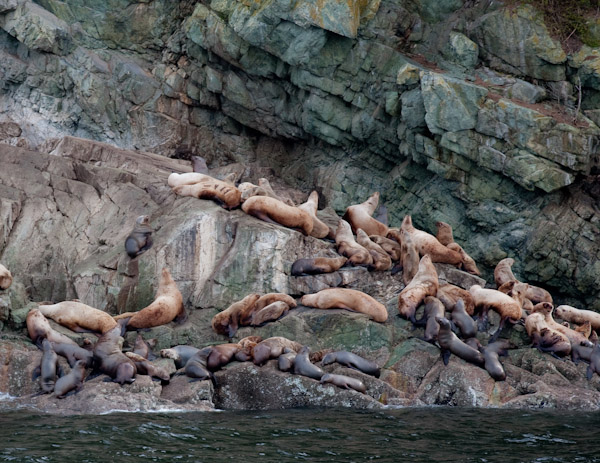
300,288,388,323
435,221,454,246
532,302,593,348
437,283,475,316
320,373,366,393
291,256,348,276
207,343,241,370
132,333,157,360
447,242,480,276
160,345,200,369
26,309,78,347
525,304,571,357
235,335,263,362
53,360,87,399
335,219,373,267
356,228,392,271
39,300,117,334
124,215,153,259
397,255,439,324
173,179,242,210
250,301,291,326
114,268,186,330
369,235,401,261
293,346,325,380
399,216,462,265
298,191,334,239
494,258,517,288
321,351,380,377
252,337,303,365
0,263,12,290
93,320,136,384
436,317,484,366
399,227,419,285
469,284,523,336
212,293,261,337
554,305,600,332
242,196,313,235
167,172,213,188
342,192,388,237
498,281,552,305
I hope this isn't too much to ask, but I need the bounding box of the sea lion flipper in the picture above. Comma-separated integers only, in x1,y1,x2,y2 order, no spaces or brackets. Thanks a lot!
587,365,594,380
441,349,451,366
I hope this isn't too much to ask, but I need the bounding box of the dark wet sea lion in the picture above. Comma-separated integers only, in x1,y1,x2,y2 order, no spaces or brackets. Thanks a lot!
207,343,240,370
482,340,510,381
132,333,157,360
125,215,153,259
32,339,62,393
51,341,94,368
124,352,170,381
278,351,297,372
586,343,600,380
420,296,446,343
252,337,303,365
293,346,325,380
93,319,136,384
321,351,380,378
571,344,593,364
191,155,209,174
160,345,200,369
291,256,348,276
436,317,484,366
320,373,366,393
451,298,477,339
54,360,87,399
184,347,214,382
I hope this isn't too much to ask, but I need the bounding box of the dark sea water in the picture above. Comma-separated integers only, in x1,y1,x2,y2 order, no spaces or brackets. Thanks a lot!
1,402,599,463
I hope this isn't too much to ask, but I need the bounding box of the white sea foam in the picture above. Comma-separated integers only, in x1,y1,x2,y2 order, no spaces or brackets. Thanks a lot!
0,392,15,401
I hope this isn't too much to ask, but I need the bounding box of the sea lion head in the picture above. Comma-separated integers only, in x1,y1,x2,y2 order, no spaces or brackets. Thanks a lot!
532,302,553,315
435,316,451,329
136,215,150,226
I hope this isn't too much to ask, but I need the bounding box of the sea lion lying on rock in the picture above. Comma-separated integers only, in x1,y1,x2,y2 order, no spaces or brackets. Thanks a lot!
335,219,372,267
297,191,334,239
356,229,392,271
293,346,325,380
242,196,313,235
160,345,200,369
320,373,366,394
301,288,388,323
321,351,380,377
399,215,462,265
32,339,63,393
26,309,78,347
211,293,261,337
125,352,170,382
342,192,388,237
436,317,484,367
53,360,87,399
554,305,600,332
39,300,117,334
291,256,348,276
252,337,303,365
397,255,439,324
93,320,136,385
0,263,12,290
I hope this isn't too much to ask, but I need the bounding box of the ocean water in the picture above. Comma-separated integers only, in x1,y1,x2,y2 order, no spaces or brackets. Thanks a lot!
1,405,599,462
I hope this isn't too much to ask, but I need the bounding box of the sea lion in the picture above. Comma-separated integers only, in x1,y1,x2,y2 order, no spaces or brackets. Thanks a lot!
525,305,571,357
167,172,213,188
419,296,446,343
252,337,303,365
191,155,209,174
212,293,261,337
160,345,200,369
235,335,263,362
586,343,600,380
369,235,401,261
300,288,388,323
397,255,439,324
451,298,477,339
124,215,153,259
0,263,12,290
53,360,87,399
571,344,593,364
125,352,170,381
335,219,373,267
554,305,600,332
532,302,593,348
278,351,296,372
297,191,334,239
399,216,462,265
50,341,94,368
469,284,523,335
321,351,380,377
242,196,313,235
320,373,366,393
399,227,419,285
26,309,78,347
207,343,241,370
114,268,186,330
494,258,518,288
436,317,484,366
435,221,454,246
250,301,291,326
253,293,297,313
292,346,325,380
93,320,136,384
437,283,475,316
482,340,510,381
32,339,63,393
342,192,388,237
498,281,552,305
39,300,117,334
258,178,295,206
447,242,480,276
183,347,214,382
291,256,348,276
356,228,392,271
132,333,156,360
173,179,242,210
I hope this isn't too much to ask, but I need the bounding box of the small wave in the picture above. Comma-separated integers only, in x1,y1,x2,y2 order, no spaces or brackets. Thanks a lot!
0,392,15,401
98,407,222,415
505,433,576,445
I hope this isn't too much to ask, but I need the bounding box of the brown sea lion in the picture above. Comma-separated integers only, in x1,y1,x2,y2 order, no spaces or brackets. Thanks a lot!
420,296,446,343
125,352,170,381
39,300,117,334
51,341,94,368
451,298,477,339
253,293,297,313
173,179,242,210
321,351,380,377
399,227,419,285
482,340,510,381
212,293,261,337
93,320,136,384
160,345,200,369
32,339,63,393
207,343,241,370
124,215,153,259
335,219,373,267
494,258,517,288
436,317,484,366
369,235,401,261
235,335,263,362
469,284,523,335
114,268,186,330
586,343,600,380
0,263,12,290
26,309,78,347
300,288,388,323
132,333,157,360
437,284,475,316
293,346,325,380
356,228,392,271
242,196,313,235
447,242,480,276
342,192,388,237
397,255,439,324
399,216,462,265
554,305,600,332
435,221,454,246
252,337,303,365
297,191,334,239
320,373,366,393
291,256,348,276
532,302,593,348
53,360,87,399
250,301,291,326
